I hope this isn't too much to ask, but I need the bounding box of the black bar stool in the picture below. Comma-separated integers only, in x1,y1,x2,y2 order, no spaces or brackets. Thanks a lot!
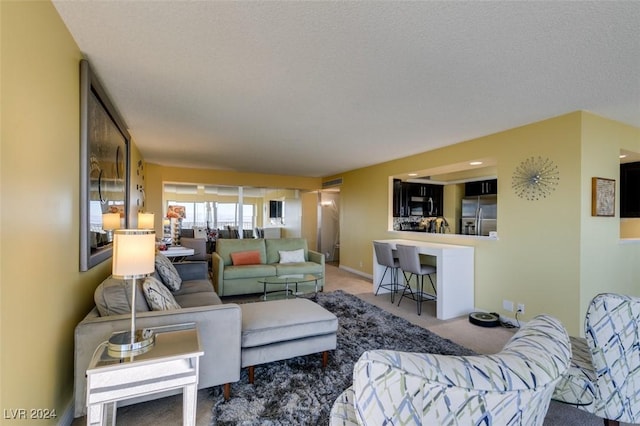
396,244,437,315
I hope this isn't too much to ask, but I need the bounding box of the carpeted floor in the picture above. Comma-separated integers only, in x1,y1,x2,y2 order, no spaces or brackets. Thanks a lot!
210,290,476,425
72,265,624,425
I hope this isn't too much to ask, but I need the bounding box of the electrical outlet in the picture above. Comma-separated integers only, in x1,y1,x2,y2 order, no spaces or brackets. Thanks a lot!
502,300,514,312
517,303,525,314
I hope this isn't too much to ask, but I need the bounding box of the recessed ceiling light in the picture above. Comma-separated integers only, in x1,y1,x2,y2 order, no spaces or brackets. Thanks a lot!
408,173,418,176
469,161,483,166
620,154,627,159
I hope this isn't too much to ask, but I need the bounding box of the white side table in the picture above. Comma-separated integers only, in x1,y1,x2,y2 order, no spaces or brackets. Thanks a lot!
86,324,203,426
160,246,195,262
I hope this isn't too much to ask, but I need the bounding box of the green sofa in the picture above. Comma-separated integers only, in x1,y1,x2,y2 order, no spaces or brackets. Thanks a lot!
212,238,325,296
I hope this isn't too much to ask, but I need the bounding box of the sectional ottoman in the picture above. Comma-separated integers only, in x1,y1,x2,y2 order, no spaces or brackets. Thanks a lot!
240,298,339,383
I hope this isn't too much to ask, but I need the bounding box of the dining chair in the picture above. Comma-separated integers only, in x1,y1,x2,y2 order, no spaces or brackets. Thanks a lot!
395,244,437,315
179,237,209,261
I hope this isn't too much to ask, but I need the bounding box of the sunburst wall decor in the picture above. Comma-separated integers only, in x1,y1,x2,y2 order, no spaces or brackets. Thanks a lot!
511,156,559,200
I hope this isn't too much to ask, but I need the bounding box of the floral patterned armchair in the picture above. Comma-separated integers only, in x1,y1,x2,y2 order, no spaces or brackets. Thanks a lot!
330,315,570,426
552,293,640,426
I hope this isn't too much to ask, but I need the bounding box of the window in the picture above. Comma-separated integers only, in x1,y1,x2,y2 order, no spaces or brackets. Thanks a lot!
167,201,255,230
217,203,255,230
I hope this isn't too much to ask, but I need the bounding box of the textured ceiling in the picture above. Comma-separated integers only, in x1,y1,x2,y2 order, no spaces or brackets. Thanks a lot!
52,1,640,178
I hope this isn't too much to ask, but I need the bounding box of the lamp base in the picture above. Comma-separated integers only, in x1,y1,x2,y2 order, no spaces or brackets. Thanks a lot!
107,329,155,358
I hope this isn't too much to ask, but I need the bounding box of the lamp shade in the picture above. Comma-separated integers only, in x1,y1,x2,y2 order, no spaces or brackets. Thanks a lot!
138,212,155,229
102,213,121,231
112,229,155,279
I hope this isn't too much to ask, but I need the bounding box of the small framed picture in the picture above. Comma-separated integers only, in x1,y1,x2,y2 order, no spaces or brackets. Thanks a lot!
591,177,615,217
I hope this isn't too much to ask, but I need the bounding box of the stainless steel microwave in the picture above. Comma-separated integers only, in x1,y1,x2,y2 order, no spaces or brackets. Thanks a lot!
409,196,434,216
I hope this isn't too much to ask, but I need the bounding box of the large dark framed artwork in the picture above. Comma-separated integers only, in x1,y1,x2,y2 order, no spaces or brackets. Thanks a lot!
80,59,131,271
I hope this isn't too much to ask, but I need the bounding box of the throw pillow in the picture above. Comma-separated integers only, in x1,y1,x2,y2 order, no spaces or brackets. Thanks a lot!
154,252,182,291
231,250,262,266
279,248,305,264
94,276,150,316
142,276,181,311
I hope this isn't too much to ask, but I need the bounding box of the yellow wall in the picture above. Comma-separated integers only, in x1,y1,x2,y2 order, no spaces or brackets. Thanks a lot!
329,112,640,335
1,1,107,422
301,191,319,250
621,218,640,237
579,113,640,319
2,3,639,420
442,184,464,234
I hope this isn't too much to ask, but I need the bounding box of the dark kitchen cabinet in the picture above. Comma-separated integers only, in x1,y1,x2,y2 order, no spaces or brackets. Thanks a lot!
394,181,444,218
621,162,640,217
465,179,497,196
393,179,409,217
408,183,430,198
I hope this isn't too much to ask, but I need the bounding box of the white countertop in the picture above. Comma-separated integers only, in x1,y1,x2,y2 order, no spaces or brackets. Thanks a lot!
374,238,474,254
620,238,640,244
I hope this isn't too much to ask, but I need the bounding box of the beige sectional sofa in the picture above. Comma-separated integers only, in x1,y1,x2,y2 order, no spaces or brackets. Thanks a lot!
212,238,325,296
73,260,241,418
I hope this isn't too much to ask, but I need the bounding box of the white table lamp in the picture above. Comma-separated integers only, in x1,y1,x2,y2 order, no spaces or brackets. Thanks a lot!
102,213,121,230
102,212,120,243
138,212,155,230
108,229,156,357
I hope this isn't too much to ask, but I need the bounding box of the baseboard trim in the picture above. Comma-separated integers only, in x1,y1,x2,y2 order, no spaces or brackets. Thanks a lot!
500,315,527,329
338,264,373,280
57,398,74,426
331,267,528,329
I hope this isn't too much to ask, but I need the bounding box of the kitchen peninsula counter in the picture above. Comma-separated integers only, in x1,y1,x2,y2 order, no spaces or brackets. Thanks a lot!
373,239,474,320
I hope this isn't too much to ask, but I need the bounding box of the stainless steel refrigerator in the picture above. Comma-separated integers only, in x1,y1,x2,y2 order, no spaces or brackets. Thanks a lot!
460,195,497,236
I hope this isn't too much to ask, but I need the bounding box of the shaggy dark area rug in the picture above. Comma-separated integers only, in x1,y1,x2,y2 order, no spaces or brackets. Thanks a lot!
210,290,476,425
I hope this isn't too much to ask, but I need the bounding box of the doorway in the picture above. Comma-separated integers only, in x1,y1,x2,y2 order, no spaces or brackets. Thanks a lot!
318,189,340,265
